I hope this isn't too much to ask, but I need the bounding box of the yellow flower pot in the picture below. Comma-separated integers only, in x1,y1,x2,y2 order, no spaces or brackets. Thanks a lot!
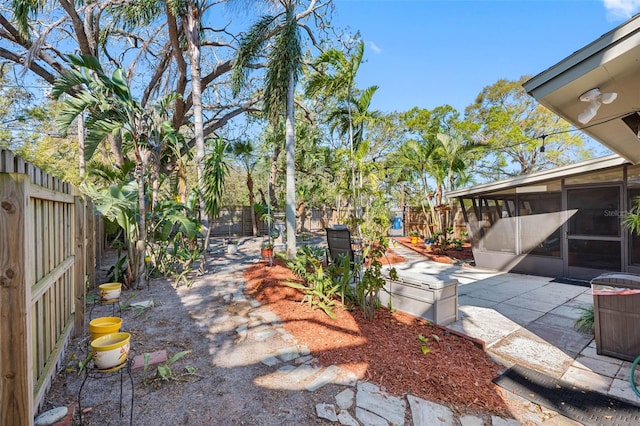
99,282,122,301
89,316,122,341
91,332,131,370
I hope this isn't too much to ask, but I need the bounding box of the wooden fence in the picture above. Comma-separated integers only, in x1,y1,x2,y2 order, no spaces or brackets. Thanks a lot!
209,206,444,237
210,207,346,236
0,150,92,425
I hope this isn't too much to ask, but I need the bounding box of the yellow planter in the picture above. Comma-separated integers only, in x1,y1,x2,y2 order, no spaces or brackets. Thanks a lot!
99,282,122,301
89,316,122,341
91,332,131,370
410,236,419,244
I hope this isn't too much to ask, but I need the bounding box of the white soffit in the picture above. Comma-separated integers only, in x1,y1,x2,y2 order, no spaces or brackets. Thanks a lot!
523,14,640,164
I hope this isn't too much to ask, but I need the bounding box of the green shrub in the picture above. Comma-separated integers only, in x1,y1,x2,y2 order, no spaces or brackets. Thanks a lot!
575,305,594,334
284,246,354,319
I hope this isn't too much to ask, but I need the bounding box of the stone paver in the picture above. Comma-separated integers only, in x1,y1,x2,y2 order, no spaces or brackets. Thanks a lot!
407,395,455,425
315,403,338,422
337,410,359,426
355,407,389,426
459,414,485,426
335,388,354,410
356,382,406,426
306,365,340,391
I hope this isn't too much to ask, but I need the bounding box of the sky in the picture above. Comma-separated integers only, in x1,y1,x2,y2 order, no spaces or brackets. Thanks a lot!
329,0,640,115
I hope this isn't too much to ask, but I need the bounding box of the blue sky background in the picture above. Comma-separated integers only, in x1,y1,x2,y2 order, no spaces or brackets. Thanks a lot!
330,0,640,114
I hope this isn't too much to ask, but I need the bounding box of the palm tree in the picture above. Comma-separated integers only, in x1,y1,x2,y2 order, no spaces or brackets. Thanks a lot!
394,138,439,238
53,54,178,288
305,41,377,229
203,138,230,252
165,0,209,238
232,140,259,236
231,1,304,259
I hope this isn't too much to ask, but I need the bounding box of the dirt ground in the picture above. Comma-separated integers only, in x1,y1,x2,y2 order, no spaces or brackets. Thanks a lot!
44,241,340,425
42,237,513,425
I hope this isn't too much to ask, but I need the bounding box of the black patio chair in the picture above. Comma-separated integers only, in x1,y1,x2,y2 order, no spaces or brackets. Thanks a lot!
325,226,362,281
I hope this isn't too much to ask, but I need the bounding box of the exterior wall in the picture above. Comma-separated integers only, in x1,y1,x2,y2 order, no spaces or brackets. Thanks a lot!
471,250,564,277
457,163,640,280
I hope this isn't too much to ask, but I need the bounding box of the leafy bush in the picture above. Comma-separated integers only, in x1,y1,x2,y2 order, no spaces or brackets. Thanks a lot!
285,246,354,319
356,236,397,319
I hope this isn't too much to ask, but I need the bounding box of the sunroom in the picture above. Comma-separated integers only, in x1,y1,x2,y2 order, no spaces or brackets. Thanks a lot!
448,14,640,281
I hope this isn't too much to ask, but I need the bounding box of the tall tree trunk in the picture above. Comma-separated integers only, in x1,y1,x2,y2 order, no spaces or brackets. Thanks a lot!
109,133,125,167
177,159,188,204
247,172,258,236
134,155,148,289
77,113,85,179
184,6,209,253
285,72,297,258
269,144,281,208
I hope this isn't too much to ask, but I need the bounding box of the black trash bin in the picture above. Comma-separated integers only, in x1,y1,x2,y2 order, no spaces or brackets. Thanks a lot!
590,273,640,361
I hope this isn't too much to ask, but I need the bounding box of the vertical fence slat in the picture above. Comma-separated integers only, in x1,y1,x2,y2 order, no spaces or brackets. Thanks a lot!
1,173,34,426
1,150,15,172
74,196,85,337
86,199,95,290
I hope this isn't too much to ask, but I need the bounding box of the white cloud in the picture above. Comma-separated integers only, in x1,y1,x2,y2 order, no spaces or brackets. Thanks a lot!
603,0,640,20
368,41,382,54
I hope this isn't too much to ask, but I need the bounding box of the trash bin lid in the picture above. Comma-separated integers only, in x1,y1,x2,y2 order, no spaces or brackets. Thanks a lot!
382,267,457,290
591,272,640,294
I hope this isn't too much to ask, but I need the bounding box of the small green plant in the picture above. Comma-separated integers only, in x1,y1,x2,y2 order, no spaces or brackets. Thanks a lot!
157,350,192,380
285,246,353,319
408,230,420,237
143,350,196,385
575,305,595,334
418,333,440,354
452,238,464,250
77,351,93,375
356,236,398,319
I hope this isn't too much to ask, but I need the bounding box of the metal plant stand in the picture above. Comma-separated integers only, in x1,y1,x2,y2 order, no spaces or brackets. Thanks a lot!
89,296,122,320
77,358,134,425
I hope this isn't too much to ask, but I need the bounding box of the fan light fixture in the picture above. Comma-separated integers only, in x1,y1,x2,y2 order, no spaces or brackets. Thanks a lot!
577,88,618,124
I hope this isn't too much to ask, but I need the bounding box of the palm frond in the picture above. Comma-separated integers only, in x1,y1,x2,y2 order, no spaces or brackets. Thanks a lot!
231,14,277,95
203,138,230,219
12,0,45,37
262,4,302,125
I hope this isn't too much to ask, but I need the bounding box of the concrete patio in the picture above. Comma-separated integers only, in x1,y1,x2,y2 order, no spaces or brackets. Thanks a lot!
389,244,640,408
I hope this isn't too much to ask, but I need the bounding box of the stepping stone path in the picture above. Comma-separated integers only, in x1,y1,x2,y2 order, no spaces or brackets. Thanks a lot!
205,254,523,425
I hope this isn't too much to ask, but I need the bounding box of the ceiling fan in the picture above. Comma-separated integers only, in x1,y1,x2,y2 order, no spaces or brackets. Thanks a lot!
577,87,618,124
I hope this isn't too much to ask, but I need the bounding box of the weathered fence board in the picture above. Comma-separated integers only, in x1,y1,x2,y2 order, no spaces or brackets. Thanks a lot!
1,149,90,426
0,173,34,426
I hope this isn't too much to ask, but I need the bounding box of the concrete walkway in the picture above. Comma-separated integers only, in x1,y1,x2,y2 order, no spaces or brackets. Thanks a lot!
389,243,640,420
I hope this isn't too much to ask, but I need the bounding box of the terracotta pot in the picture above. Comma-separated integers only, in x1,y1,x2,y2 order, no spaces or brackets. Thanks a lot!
261,248,274,258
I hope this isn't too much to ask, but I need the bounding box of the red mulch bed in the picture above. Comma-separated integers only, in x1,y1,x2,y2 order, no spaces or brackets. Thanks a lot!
394,237,475,264
243,257,510,417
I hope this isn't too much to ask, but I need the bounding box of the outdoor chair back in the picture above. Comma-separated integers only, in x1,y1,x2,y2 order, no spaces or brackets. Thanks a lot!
325,226,356,266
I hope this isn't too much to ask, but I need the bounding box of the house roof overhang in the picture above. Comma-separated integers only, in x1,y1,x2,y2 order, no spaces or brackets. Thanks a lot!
447,154,629,198
523,14,640,163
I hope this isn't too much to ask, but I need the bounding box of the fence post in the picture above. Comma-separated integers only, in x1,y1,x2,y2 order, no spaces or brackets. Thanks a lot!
74,195,86,338
1,173,34,426
86,198,95,289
